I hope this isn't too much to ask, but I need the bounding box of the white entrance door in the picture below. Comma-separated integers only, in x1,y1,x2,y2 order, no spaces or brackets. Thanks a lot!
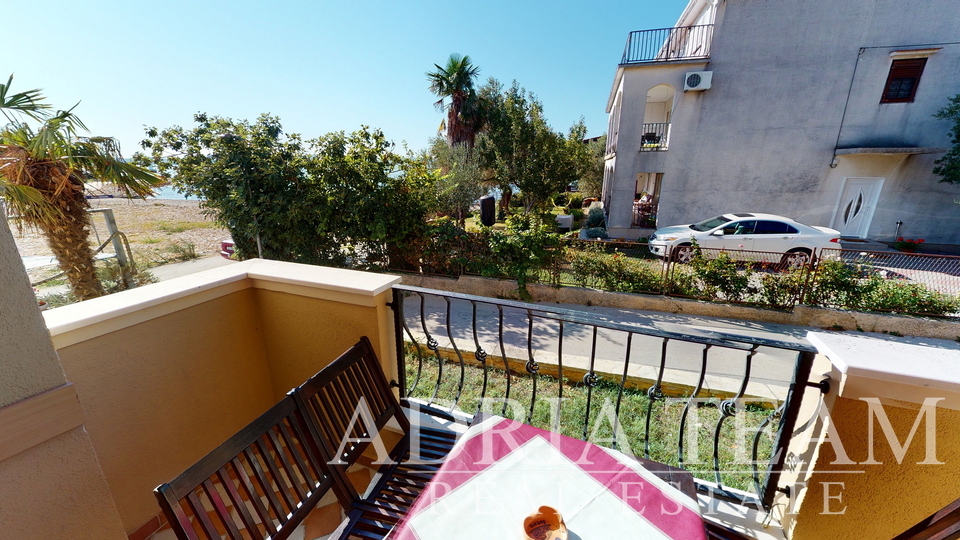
832,177,884,238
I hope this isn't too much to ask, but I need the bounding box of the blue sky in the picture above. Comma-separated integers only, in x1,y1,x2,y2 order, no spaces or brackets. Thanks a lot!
7,0,687,156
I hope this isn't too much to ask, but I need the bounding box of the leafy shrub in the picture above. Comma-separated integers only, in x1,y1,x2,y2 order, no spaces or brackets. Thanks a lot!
414,218,470,276
864,281,959,315
585,227,608,239
570,208,585,221
509,192,525,208
803,260,875,308
567,193,584,209
585,207,605,228
757,267,807,309
486,214,560,299
690,252,754,302
668,266,700,297
97,259,159,293
803,259,959,315
569,245,662,293
166,240,199,261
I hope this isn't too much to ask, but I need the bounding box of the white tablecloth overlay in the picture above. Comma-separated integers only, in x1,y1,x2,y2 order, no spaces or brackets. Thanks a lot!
394,415,705,540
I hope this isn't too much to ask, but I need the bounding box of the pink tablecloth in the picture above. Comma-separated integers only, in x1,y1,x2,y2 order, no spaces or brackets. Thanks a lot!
392,415,706,540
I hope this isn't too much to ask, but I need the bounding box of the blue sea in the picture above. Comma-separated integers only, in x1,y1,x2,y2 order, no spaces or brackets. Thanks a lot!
151,185,192,200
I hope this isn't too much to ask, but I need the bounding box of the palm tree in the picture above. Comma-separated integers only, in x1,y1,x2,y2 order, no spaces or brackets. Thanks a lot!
0,76,54,220
0,76,162,300
427,54,483,148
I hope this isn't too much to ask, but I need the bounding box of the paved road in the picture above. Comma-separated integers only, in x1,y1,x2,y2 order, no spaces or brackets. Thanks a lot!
148,255,236,280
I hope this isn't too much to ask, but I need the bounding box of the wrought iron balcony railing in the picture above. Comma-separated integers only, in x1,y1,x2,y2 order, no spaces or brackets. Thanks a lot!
621,24,714,64
391,285,822,511
640,122,670,151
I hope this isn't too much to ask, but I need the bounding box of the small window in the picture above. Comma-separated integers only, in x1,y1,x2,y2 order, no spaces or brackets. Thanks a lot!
881,58,926,103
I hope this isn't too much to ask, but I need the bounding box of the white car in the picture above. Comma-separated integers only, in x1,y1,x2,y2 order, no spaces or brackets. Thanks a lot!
648,213,840,265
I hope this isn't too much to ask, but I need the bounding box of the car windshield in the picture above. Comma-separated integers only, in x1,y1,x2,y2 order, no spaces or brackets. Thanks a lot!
689,216,732,232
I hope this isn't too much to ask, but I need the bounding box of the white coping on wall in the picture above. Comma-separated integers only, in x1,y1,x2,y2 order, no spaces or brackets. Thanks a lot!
807,331,960,410
43,259,401,349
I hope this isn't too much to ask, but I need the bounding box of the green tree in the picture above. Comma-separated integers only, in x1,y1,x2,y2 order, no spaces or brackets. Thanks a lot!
307,128,439,269
478,80,584,213
934,94,960,185
427,54,484,148
140,115,439,269
0,76,162,300
578,135,607,197
140,113,313,261
425,136,485,227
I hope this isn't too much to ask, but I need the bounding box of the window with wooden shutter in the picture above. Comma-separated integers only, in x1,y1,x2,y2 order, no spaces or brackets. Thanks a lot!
881,58,927,103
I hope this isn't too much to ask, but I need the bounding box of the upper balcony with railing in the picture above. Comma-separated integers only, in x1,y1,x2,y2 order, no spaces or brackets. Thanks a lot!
620,24,714,65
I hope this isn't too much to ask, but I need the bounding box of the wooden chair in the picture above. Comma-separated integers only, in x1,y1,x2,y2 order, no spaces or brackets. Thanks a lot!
154,395,339,540
295,337,459,540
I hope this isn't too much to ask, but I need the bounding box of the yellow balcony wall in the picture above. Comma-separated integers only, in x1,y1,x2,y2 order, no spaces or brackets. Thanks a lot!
43,259,399,535
778,332,960,540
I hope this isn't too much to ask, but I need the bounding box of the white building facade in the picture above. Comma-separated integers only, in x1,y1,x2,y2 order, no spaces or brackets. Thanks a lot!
603,0,960,249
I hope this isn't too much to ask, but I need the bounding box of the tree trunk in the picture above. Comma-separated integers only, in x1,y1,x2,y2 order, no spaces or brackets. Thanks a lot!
39,194,104,301
500,189,513,218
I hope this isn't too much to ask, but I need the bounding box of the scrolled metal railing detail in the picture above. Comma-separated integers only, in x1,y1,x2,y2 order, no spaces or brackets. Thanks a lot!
498,305,511,417
751,403,785,497
719,399,738,417
471,300,489,418
583,327,601,441
679,344,711,470
644,338,671,459
526,311,538,424
418,293,444,405
397,292,424,397
392,285,819,511
712,345,758,490
610,333,633,451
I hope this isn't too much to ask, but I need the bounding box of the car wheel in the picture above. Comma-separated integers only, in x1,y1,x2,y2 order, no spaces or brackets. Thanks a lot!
671,243,694,264
780,249,811,270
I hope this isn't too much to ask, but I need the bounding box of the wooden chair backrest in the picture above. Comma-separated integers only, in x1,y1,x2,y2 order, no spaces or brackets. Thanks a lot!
155,395,336,540
295,336,409,501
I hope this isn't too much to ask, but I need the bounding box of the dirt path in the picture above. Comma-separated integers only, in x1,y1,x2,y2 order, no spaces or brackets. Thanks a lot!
12,197,228,261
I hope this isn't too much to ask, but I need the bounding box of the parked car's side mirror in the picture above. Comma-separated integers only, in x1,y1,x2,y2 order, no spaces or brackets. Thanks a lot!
711,230,725,236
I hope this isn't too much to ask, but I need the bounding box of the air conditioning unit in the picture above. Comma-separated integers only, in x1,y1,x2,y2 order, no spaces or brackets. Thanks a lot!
683,71,713,92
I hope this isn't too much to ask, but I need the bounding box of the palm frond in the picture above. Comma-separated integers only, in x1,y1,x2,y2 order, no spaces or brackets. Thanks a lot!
0,74,49,123
71,137,164,198
0,178,60,230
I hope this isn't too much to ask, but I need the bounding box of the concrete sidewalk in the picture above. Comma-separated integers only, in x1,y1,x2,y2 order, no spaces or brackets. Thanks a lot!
148,255,236,281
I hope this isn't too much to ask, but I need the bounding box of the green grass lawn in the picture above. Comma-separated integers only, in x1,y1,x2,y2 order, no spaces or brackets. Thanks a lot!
404,354,779,493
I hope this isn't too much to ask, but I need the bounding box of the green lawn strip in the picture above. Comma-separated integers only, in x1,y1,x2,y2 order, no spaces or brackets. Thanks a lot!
404,354,777,492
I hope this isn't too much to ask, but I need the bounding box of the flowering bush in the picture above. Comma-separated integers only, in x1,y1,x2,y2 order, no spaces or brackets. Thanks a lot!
894,237,925,251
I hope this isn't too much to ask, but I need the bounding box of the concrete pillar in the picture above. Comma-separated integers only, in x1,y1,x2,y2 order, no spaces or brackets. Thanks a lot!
0,209,127,539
